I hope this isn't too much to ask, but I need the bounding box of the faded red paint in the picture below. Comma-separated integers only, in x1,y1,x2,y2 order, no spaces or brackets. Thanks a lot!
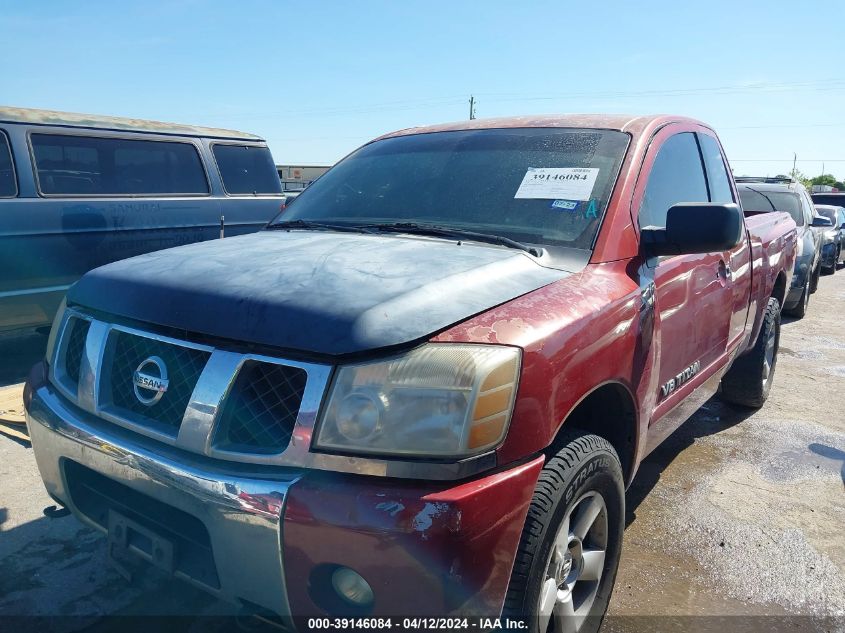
430,116,796,484
283,456,545,616
283,114,797,617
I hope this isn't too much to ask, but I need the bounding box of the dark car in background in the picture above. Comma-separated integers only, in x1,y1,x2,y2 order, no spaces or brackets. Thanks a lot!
736,177,829,317
814,204,845,273
810,191,845,208
0,107,284,333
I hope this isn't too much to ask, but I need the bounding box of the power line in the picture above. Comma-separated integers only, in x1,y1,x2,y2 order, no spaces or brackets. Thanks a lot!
186,78,845,121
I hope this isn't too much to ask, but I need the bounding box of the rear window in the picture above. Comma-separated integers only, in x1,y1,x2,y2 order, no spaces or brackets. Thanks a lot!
31,133,209,196
811,193,845,207
738,186,804,226
212,144,281,195
0,131,15,197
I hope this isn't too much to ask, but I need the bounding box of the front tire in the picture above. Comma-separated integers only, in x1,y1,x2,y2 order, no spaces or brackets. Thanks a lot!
721,297,781,408
505,432,624,633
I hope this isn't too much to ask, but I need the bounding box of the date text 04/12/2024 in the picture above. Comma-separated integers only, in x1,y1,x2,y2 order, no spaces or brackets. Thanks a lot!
304,618,529,630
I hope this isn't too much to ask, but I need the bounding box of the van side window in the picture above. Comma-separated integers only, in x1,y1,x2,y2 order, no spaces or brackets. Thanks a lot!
31,134,209,196
639,132,708,229
0,131,16,197
212,144,282,195
697,133,734,203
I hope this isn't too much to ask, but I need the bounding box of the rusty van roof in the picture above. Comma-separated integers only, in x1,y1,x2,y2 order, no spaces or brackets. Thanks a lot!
0,106,264,141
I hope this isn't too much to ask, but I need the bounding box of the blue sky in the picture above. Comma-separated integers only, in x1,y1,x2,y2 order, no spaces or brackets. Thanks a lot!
3,0,844,179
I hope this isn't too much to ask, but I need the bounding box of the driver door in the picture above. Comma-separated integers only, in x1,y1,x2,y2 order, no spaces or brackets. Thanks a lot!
635,127,736,429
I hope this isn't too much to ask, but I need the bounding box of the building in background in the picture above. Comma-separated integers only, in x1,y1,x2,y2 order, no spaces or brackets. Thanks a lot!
277,164,331,192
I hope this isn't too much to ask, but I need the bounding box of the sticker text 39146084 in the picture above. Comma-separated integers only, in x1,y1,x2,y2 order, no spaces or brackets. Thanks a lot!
514,167,599,201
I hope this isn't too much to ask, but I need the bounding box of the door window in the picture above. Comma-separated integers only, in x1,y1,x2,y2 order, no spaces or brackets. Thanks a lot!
212,144,282,195
697,133,734,203
639,132,708,229
0,131,16,197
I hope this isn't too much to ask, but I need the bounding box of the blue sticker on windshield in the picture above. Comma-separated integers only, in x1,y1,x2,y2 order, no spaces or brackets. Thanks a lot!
551,199,579,211
585,199,598,218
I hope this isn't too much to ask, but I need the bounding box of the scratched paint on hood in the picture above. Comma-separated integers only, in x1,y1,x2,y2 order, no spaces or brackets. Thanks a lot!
69,230,571,356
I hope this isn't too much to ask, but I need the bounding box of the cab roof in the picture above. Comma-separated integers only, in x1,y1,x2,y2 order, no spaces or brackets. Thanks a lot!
0,106,263,141
375,114,709,142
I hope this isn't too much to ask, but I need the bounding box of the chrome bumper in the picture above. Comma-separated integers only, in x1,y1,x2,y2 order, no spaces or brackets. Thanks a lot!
26,384,300,615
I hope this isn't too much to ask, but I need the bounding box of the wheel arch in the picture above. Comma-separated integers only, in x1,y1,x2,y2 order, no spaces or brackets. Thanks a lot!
549,381,639,486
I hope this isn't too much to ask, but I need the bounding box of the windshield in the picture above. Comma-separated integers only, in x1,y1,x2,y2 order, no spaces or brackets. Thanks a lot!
738,186,804,225
269,128,629,249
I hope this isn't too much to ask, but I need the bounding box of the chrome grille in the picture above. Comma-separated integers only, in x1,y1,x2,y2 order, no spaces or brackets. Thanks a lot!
49,309,332,466
63,317,90,387
106,330,210,436
214,361,307,454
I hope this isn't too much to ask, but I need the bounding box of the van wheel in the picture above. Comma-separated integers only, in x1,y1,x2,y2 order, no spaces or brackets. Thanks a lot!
721,297,781,408
504,432,624,633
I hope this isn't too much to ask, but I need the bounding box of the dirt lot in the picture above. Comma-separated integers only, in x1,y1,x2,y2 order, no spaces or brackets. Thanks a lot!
1,271,843,632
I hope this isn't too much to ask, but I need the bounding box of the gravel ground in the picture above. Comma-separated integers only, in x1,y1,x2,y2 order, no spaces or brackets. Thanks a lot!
1,271,843,632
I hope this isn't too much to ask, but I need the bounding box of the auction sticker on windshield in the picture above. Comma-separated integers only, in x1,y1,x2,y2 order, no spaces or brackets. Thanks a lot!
514,167,599,200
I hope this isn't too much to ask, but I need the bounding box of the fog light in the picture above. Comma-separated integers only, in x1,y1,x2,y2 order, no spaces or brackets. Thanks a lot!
331,567,374,607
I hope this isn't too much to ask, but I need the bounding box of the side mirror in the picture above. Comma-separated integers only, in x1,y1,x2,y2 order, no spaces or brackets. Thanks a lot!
811,215,834,227
640,203,744,256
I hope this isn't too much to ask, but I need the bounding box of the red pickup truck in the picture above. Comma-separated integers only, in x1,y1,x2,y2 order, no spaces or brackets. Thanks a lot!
25,115,797,632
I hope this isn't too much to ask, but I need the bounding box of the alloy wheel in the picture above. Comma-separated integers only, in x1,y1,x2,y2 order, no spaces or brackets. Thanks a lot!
537,492,608,633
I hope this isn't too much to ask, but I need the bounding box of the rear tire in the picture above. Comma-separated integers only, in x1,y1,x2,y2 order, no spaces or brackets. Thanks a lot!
783,277,810,319
504,432,624,633
810,263,821,293
721,297,781,408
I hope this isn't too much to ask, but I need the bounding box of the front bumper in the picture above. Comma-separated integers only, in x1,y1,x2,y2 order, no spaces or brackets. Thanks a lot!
27,383,299,614
26,376,543,618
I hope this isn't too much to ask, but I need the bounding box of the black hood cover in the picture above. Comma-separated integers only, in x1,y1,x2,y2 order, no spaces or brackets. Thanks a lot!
69,231,570,357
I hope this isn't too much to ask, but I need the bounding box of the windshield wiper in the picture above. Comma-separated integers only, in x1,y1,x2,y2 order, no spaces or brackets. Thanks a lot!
266,219,376,234
744,187,778,212
363,222,542,257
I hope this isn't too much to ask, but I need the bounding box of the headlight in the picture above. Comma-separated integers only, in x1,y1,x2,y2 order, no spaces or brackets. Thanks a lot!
44,297,67,366
315,344,521,458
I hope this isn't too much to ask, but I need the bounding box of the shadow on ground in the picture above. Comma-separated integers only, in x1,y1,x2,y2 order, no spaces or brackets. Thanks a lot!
0,330,46,388
625,397,755,527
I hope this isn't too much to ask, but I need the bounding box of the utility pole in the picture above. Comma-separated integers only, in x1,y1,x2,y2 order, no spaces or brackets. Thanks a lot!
469,95,476,120
793,153,797,174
